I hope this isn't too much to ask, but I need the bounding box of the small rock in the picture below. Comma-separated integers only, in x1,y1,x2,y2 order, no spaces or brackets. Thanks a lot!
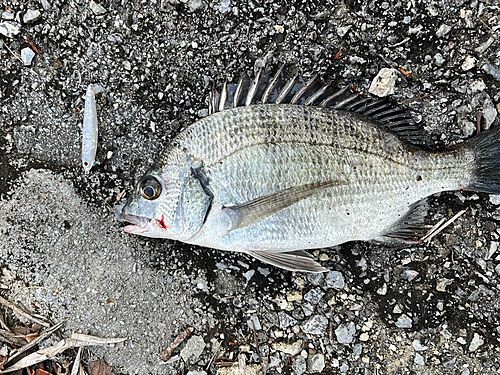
335,322,356,344
414,353,425,365
278,312,297,328
490,195,500,205
436,278,453,292
436,24,451,37
90,0,107,15
483,106,497,129
412,340,428,351
1,11,14,20
218,0,230,13
469,333,484,352
301,315,328,335
272,339,302,356
401,269,419,282
475,37,494,54
395,314,412,328
434,53,445,66
482,62,500,82
368,68,399,97
187,372,207,375
23,9,41,23
340,362,349,372
180,336,206,363
376,283,387,295
461,56,476,71
21,48,35,66
308,353,325,373
303,288,324,304
0,21,21,38
337,25,352,37
187,0,205,11
325,271,344,290
470,79,486,93
124,61,132,70
287,291,302,302
292,355,307,375
359,332,369,341
247,315,261,331
41,0,51,10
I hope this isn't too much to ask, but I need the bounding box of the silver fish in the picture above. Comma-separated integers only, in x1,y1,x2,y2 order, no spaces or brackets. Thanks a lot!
117,69,500,272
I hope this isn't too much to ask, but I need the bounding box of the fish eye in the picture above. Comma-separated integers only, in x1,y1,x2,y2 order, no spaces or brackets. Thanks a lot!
139,177,162,200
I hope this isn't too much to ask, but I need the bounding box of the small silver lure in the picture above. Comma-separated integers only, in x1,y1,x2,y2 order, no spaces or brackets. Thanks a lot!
82,84,98,173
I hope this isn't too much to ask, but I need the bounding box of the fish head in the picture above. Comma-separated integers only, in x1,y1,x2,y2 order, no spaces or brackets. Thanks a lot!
117,154,212,241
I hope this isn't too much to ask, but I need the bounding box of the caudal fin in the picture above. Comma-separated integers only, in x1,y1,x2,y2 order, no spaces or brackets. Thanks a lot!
467,125,500,194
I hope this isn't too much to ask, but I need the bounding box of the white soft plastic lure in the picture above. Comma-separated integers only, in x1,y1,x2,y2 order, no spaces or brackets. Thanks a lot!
82,84,98,173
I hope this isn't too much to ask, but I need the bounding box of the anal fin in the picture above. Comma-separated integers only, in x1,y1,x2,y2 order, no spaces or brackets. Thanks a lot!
376,198,429,244
247,250,328,272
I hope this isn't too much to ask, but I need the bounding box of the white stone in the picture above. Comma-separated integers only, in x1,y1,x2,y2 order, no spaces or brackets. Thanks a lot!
469,333,484,352
461,55,476,71
272,339,302,356
395,314,412,328
470,79,486,93
180,336,206,363
436,24,451,37
21,48,35,66
0,21,21,38
414,353,425,365
368,68,399,97
90,0,107,15
23,10,41,23
308,353,325,372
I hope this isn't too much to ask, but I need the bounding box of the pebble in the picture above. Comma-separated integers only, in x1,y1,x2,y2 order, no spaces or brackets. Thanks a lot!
1,11,14,20
359,332,369,341
395,314,412,328
461,56,476,71
353,343,363,356
482,101,497,129
308,353,325,373
415,353,425,365
124,61,132,70
301,315,328,335
180,336,206,363
376,283,387,295
0,21,21,38
490,195,500,205
368,68,399,97
247,315,261,331
325,271,344,290
340,362,349,372
187,372,207,375
470,79,486,93
187,0,205,11
278,311,297,328
482,62,500,81
436,278,453,292
272,340,302,356
21,48,35,66
402,269,419,282
335,322,356,344
303,288,324,304
218,0,230,13
434,53,445,66
23,9,41,23
435,24,451,37
412,340,428,351
293,355,307,375
469,333,484,352
41,0,51,10
287,291,302,302
337,25,352,37
475,37,494,53
90,0,107,15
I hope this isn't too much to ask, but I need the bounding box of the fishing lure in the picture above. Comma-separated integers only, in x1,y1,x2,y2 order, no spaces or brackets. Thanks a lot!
82,84,98,173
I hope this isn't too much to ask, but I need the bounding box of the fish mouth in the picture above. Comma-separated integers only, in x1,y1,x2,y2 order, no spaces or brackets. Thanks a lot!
116,205,150,233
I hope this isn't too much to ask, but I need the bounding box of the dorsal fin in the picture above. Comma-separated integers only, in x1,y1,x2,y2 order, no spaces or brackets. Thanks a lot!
208,66,434,148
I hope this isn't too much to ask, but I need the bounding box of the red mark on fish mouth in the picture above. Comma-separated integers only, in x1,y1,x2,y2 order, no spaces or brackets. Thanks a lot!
157,214,170,230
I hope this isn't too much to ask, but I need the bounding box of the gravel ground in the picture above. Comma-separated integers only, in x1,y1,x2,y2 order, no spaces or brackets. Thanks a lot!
1,0,500,374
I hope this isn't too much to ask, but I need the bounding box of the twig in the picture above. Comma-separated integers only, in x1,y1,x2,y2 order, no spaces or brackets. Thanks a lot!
0,328,27,346
423,209,467,243
3,43,23,64
6,320,66,365
0,296,50,328
0,310,10,332
205,340,221,371
160,327,194,362
251,321,263,365
420,218,446,242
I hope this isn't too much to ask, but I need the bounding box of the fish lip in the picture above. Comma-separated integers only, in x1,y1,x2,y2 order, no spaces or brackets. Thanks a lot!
116,205,150,228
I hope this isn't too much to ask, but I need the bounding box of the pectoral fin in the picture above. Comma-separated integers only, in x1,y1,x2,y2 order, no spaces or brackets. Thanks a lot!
222,180,343,232
247,250,328,273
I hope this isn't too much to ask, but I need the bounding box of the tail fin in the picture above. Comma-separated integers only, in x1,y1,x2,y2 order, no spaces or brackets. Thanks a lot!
467,125,500,194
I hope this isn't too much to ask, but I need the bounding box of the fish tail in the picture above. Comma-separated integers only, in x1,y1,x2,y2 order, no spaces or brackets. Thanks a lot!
466,125,500,194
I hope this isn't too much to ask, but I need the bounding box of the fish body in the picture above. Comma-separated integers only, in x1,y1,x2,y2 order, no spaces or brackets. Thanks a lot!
118,70,500,272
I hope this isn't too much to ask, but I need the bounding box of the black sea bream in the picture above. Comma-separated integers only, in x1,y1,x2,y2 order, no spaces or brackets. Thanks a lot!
117,68,500,272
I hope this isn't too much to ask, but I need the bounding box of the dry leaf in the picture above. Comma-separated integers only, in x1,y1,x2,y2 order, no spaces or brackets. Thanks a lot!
87,360,115,375
25,333,40,343
35,369,52,375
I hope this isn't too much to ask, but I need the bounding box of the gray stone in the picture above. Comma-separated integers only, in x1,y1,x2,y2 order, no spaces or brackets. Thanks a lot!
301,315,328,335
0,21,21,38
469,333,484,352
187,372,207,375
325,271,344,290
412,340,428,351
368,68,399,97
21,48,35,66
415,353,425,365
308,353,325,373
187,0,205,11
340,362,349,372
1,11,14,20
436,24,451,37
23,10,41,23
247,315,261,331
434,53,445,66
292,355,307,375
353,343,362,356
303,288,324,305
89,0,107,15
491,195,500,205
180,336,206,363
335,322,356,344
482,105,497,129
395,314,412,328
278,311,298,329
272,340,302,356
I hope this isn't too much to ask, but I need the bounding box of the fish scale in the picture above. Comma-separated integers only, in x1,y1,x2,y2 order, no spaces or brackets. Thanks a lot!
119,70,500,272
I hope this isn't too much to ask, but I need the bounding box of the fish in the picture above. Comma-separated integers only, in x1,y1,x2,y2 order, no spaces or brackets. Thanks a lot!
82,84,98,173
117,67,500,272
